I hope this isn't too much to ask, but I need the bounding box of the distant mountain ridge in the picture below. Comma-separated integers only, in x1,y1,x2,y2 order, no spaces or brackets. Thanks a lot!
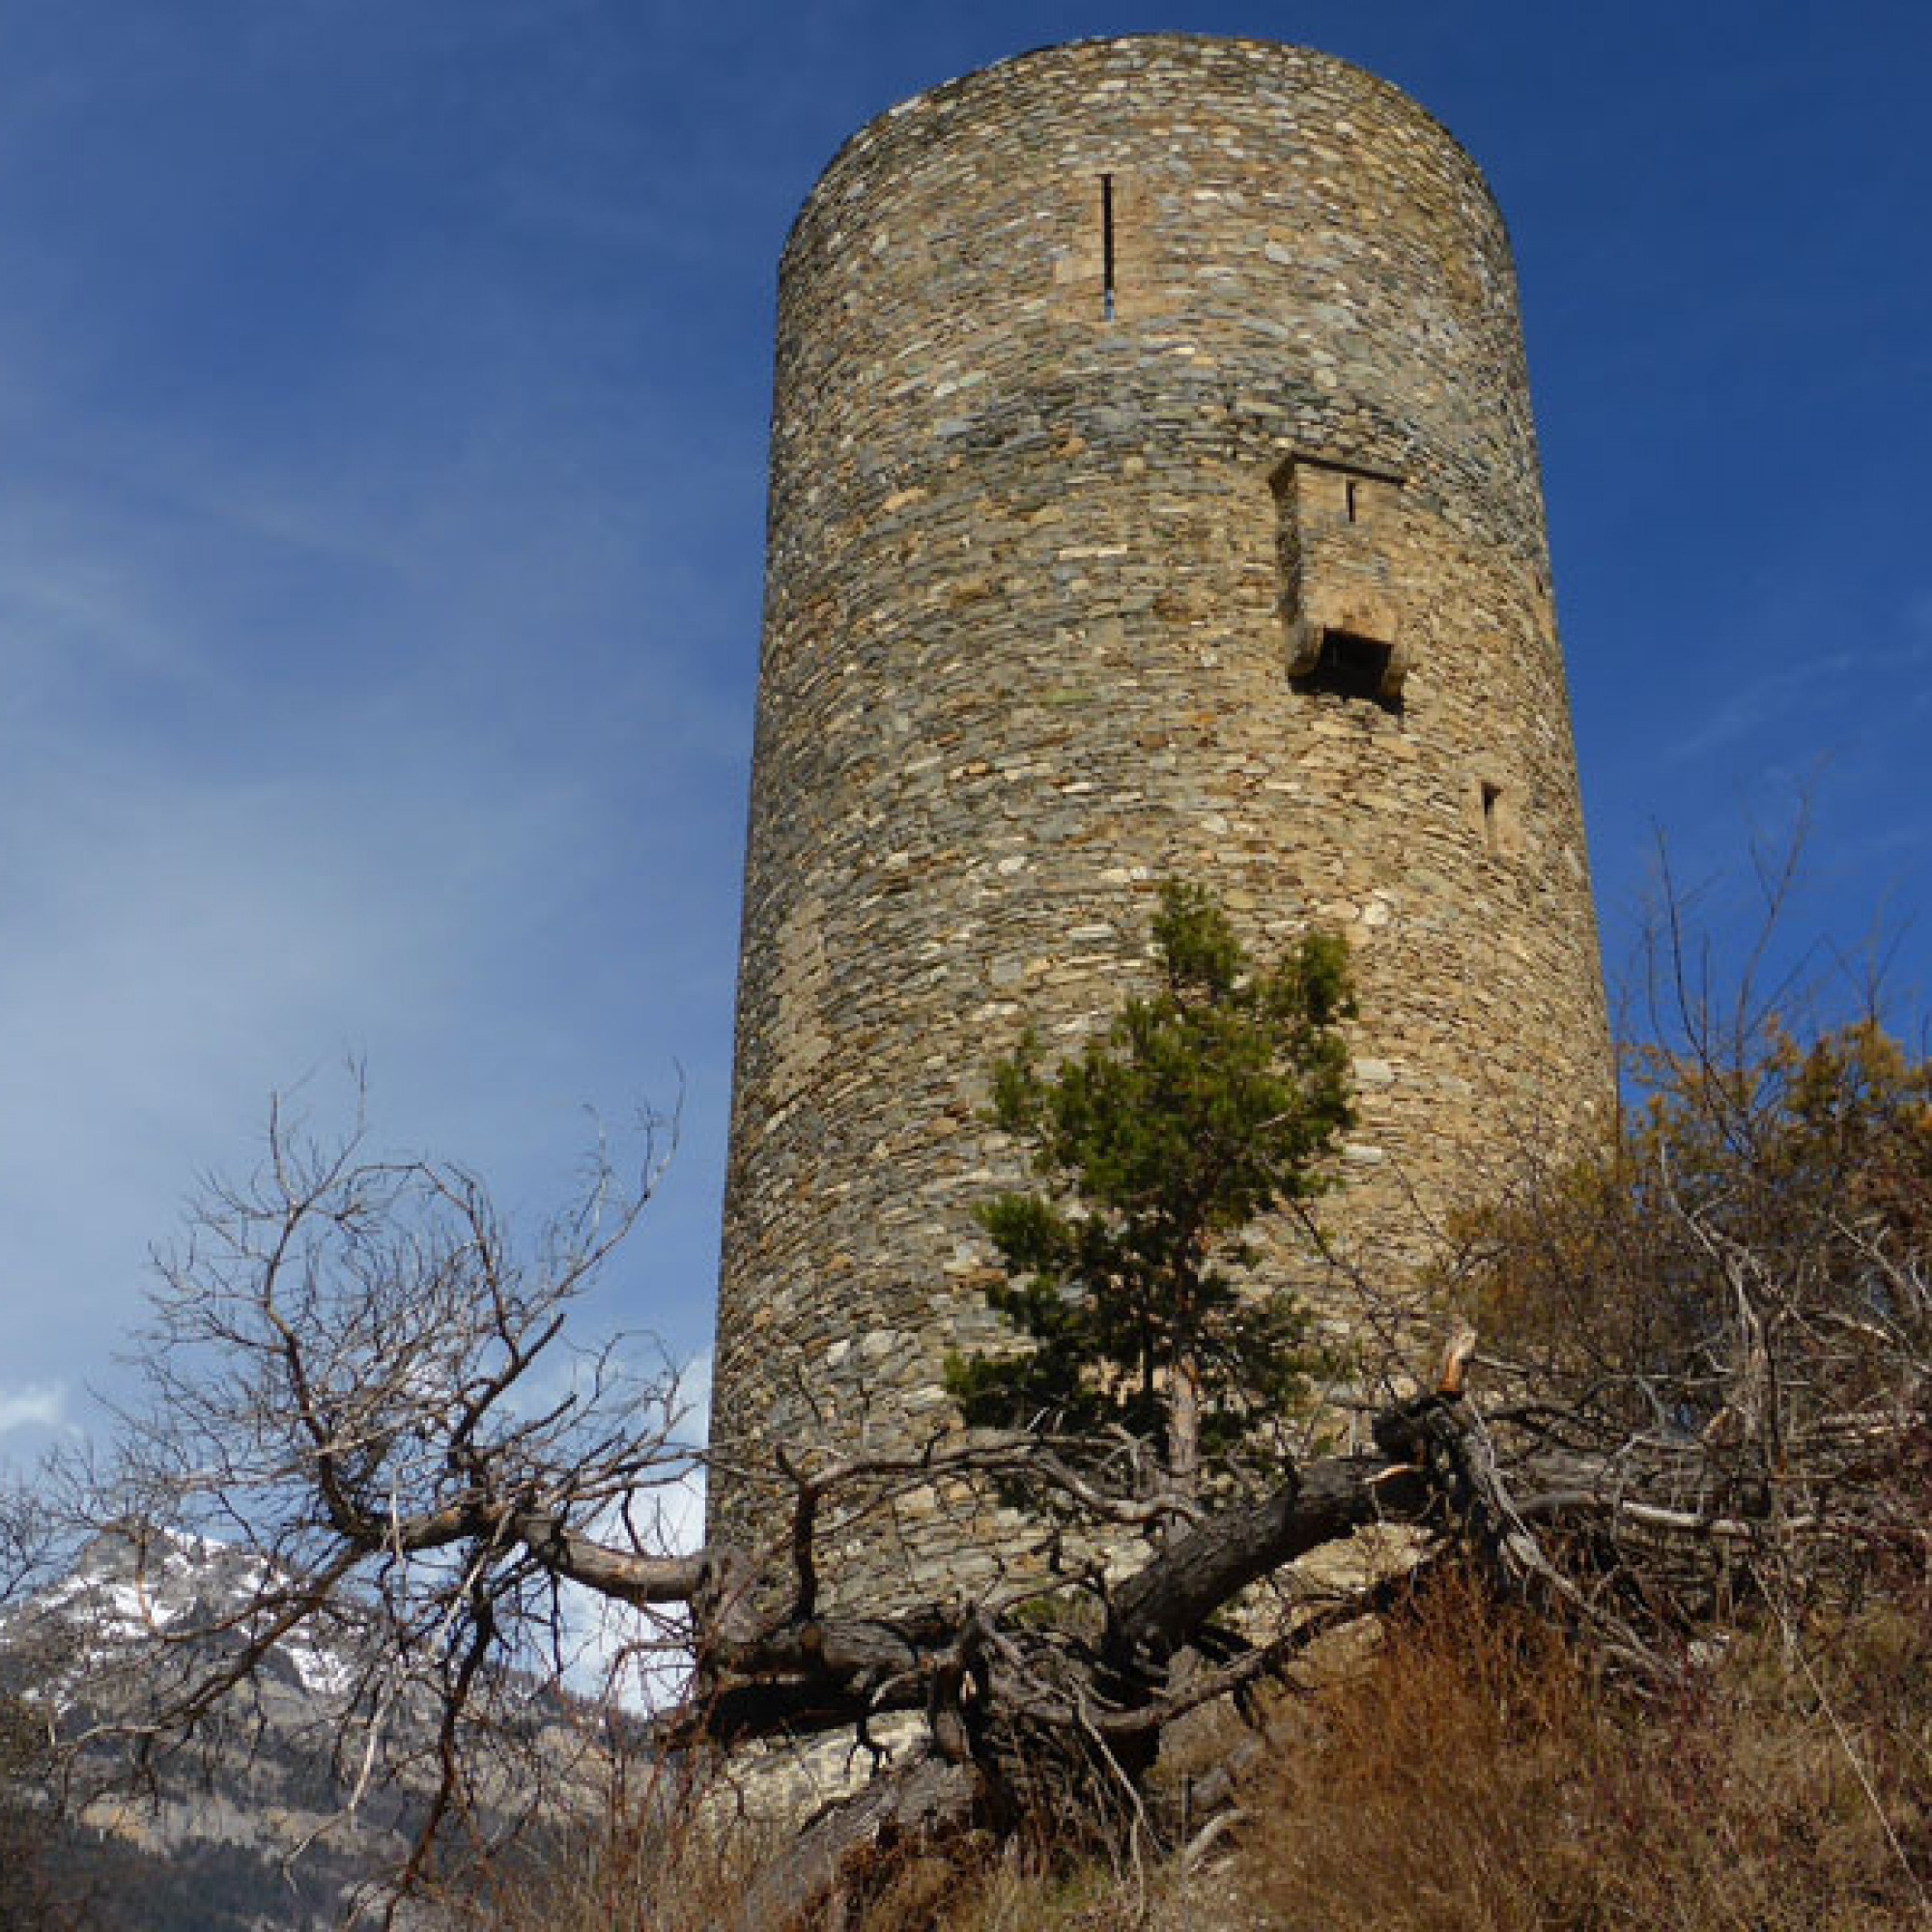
1,1526,455,1931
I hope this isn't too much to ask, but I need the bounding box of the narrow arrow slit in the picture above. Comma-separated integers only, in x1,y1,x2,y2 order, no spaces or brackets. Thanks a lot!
1101,174,1117,321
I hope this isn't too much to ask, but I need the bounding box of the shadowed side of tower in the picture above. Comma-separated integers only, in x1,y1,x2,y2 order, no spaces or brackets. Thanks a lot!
710,37,1610,1606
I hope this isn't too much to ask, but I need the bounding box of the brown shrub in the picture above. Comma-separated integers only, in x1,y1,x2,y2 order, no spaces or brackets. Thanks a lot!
1231,1574,1932,1932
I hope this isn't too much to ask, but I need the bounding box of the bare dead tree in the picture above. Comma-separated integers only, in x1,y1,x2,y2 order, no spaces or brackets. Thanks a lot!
34,1078,710,1916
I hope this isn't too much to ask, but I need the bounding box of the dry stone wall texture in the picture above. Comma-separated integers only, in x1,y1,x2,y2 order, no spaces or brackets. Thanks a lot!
711,36,1611,1605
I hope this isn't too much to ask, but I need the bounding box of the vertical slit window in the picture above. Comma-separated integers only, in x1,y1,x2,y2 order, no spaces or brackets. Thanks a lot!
1100,174,1117,321
1480,781,1503,857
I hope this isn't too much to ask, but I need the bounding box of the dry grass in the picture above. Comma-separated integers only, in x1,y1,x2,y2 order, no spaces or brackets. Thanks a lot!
1228,1576,1932,1932
841,1836,1238,1932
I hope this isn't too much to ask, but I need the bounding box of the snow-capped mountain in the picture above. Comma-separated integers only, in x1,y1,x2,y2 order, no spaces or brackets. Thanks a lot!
14,1524,357,1700
0,1528,464,1930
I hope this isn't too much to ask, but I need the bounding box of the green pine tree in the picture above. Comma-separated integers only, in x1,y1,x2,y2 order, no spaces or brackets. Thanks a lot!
948,883,1356,1505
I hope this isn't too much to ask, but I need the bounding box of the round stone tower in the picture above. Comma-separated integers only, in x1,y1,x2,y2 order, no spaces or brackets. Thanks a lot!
710,36,1610,1601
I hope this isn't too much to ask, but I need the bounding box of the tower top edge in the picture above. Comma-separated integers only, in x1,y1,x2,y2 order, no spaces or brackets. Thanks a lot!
782,35,1504,259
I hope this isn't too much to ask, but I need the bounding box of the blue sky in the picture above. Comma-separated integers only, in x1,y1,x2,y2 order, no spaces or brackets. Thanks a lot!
2,1,1926,1451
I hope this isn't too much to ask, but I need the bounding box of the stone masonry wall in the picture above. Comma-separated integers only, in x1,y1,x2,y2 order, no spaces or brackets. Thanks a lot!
710,36,1612,1608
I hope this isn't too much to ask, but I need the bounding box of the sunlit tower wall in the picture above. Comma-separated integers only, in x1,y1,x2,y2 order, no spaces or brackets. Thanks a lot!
710,36,1610,1603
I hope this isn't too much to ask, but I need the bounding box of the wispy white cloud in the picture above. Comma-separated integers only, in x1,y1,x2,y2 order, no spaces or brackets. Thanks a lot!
0,1384,68,1435
1662,636,1932,768
0,432,741,1404
0,159,754,1396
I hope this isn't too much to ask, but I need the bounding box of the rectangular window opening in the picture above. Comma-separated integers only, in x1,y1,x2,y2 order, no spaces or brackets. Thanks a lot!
1480,781,1503,856
1100,173,1117,322
1345,478,1359,524
1291,630,1403,716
